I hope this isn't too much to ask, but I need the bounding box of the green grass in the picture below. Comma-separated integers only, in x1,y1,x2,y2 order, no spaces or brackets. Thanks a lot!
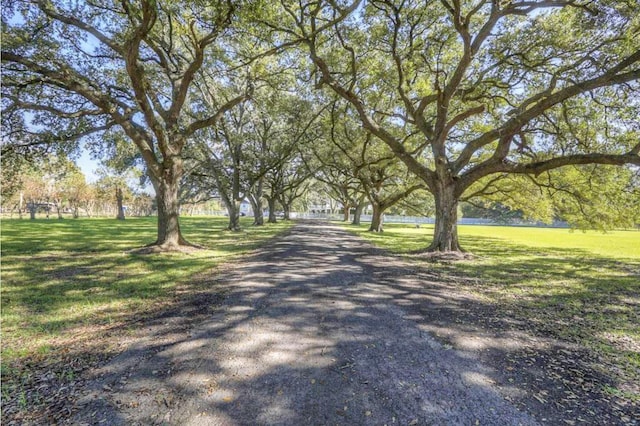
350,223,640,258
346,223,640,399
0,216,293,372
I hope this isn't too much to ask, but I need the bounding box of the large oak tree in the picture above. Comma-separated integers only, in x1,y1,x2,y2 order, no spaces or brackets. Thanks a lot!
264,0,640,251
2,0,250,249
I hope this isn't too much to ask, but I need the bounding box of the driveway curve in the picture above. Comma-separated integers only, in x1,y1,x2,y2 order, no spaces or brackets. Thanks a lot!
73,221,538,425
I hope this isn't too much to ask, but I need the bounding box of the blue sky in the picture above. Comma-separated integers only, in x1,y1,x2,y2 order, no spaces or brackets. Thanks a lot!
76,148,100,183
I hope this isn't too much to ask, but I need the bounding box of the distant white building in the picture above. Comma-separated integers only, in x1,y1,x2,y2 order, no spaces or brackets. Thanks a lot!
240,200,252,216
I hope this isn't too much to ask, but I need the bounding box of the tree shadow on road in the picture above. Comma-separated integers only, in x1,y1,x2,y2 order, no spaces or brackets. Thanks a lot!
68,223,637,425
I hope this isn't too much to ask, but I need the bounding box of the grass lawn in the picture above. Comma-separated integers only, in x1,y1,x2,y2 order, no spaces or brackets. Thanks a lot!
0,216,293,414
346,223,640,401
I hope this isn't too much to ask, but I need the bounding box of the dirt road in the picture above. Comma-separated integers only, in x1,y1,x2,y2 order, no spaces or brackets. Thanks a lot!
72,221,538,425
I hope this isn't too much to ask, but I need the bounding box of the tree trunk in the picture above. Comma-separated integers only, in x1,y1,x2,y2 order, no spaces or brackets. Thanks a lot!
55,201,63,219
227,202,242,231
229,146,243,231
427,181,462,252
282,203,291,220
251,198,264,226
153,165,189,248
249,182,264,226
368,203,384,232
329,199,338,214
352,197,366,225
116,187,125,220
219,191,242,231
28,202,36,220
267,197,277,223
86,201,94,218
343,202,351,222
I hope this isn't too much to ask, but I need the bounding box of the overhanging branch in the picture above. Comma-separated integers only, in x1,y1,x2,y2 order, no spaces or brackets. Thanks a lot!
509,153,640,176
453,52,640,173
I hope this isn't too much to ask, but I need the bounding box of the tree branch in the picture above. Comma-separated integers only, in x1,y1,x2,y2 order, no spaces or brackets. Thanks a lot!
36,0,123,54
453,52,640,173
185,93,250,136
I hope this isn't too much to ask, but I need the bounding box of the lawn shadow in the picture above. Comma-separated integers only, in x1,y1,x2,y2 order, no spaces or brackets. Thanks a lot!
69,222,538,425
332,224,639,421
0,217,293,424
448,235,639,344
1,217,292,324
65,222,637,425
3,220,637,424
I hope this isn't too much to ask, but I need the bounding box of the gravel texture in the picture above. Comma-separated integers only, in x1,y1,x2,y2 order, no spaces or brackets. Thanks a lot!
70,221,540,425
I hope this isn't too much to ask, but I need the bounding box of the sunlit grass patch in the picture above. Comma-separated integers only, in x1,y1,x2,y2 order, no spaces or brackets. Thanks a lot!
345,222,640,399
346,223,640,259
1,216,293,372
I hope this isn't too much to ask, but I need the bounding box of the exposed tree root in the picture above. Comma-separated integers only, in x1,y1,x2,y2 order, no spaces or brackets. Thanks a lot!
128,240,205,254
408,249,475,262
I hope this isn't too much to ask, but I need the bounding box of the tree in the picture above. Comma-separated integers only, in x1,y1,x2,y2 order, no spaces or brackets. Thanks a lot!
0,150,31,218
0,144,32,213
40,156,85,219
5,155,84,219
483,165,640,230
250,85,326,223
351,193,368,225
313,159,362,222
194,103,251,231
17,168,49,220
326,102,424,232
265,0,640,251
1,113,78,217
67,179,96,218
263,112,318,222
189,88,322,228
309,109,363,222
128,191,155,217
2,0,250,249
271,157,311,220
94,167,142,220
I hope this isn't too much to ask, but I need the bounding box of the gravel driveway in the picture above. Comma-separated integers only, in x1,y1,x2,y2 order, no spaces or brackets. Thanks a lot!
72,221,538,425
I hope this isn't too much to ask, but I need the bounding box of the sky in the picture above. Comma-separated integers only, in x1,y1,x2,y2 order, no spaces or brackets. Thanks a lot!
74,144,154,193
76,148,100,183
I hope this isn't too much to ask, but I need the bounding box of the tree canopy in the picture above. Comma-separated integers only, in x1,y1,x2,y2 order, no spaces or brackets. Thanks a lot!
3,0,639,252
2,0,251,248
259,0,640,250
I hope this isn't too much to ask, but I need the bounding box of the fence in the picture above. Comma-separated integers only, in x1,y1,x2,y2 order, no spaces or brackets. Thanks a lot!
4,206,571,228
295,212,570,228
